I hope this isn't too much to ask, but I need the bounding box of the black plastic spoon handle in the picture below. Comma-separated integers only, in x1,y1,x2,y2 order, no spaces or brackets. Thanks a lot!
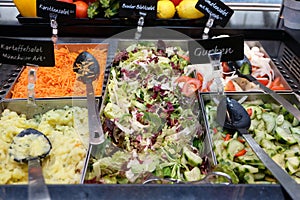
244,74,300,122
239,130,300,200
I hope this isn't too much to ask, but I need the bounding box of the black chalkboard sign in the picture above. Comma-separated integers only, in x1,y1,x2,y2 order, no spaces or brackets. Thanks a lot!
119,0,157,19
0,37,55,66
195,0,234,27
188,35,244,64
37,0,76,19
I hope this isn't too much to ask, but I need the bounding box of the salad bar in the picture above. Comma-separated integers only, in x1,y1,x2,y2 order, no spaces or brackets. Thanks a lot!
0,29,299,198
0,4,300,197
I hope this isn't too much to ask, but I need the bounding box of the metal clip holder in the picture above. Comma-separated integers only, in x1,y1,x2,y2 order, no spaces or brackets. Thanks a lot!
202,15,215,40
50,13,58,45
27,64,38,105
135,12,147,40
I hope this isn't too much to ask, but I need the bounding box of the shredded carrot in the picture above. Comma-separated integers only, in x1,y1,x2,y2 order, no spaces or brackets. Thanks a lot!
11,45,108,98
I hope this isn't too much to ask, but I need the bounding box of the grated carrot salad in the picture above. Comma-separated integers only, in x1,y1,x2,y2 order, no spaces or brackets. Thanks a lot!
11,46,108,98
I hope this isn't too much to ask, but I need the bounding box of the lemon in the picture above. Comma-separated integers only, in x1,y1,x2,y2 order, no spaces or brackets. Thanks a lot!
176,0,204,19
157,0,176,19
13,0,37,17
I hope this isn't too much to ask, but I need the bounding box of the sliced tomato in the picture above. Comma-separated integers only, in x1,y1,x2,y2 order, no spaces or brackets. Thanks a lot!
257,77,269,86
224,80,236,91
179,55,190,62
213,127,218,134
196,72,203,82
270,85,286,91
203,80,213,92
222,62,231,73
182,78,201,97
175,76,192,83
270,76,281,87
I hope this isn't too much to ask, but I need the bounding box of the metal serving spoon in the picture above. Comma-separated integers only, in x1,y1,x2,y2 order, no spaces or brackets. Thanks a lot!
228,56,300,122
143,171,232,185
216,97,300,200
9,128,52,200
73,51,105,145
73,51,105,183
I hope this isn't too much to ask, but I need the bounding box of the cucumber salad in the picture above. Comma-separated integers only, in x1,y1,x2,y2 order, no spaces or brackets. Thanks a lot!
86,41,209,184
205,97,300,184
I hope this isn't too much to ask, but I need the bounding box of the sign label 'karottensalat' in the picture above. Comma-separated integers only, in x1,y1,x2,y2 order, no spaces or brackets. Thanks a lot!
37,0,76,19
0,37,55,66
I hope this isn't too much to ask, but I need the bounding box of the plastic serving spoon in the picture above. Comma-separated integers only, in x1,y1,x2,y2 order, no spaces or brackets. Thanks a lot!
216,97,300,200
73,51,105,145
9,128,52,200
228,56,300,122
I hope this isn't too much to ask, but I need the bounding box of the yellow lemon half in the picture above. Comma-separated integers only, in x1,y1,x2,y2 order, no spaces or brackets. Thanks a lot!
157,0,176,19
176,0,204,19
13,0,37,17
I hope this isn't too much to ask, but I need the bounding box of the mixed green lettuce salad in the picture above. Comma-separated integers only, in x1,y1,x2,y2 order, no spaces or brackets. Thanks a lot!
85,41,210,184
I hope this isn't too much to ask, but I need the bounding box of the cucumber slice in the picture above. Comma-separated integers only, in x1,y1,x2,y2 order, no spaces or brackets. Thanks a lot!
279,120,293,134
226,140,245,160
243,172,255,183
290,127,300,135
286,156,300,169
184,167,203,181
249,118,264,132
291,133,300,144
254,130,265,144
213,140,225,157
183,146,202,167
284,149,300,157
237,164,259,174
236,151,260,163
262,112,276,133
292,117,299,126
253,172,266,180
265,148,277,157
272,153,285,169
260,139,276,150
275,126,297,145
286,161,297,174
276,114,285,126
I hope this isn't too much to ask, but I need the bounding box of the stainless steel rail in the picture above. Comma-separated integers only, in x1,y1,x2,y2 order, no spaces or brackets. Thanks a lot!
226,3,282,11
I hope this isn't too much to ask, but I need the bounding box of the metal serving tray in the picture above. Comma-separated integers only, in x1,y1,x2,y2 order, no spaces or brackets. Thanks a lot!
83,40,218,184
0,98,99,184
245,41,292,92
5,43,109,99
199,92,300,184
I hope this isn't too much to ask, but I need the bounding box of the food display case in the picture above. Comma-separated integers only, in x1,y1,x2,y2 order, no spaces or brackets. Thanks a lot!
0,0,300,199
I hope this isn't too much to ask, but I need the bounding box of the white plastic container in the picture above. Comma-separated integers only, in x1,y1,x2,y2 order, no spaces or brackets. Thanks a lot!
283,0,300,29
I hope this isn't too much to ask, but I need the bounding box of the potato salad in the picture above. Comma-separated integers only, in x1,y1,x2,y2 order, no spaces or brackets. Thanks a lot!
0,106,89,184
